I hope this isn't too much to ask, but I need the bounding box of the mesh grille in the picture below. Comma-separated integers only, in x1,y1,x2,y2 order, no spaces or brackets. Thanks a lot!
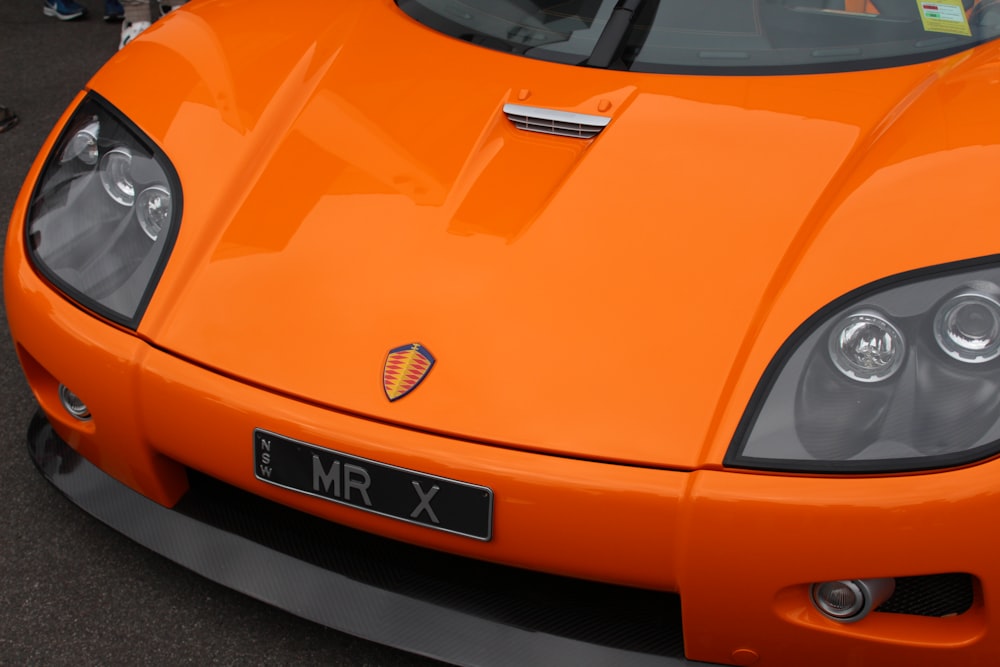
503,103,611,139
877,573,975,617
177,469,686,658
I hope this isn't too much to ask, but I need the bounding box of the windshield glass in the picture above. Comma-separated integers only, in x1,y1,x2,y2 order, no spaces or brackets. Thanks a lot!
396,0,1000,74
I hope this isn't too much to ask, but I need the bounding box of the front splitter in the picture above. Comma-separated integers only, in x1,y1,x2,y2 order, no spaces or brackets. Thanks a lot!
27,409,714,667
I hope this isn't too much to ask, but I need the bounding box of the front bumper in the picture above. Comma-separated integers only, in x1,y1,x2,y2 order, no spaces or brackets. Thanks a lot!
28,411,697,666
7,196,1000,666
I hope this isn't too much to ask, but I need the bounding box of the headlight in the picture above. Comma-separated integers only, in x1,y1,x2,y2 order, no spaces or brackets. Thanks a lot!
25,93,181,328
727,261,1000,473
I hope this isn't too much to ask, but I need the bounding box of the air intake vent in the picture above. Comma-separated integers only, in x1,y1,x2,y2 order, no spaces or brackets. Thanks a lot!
503,104,611,139
876,573,975,617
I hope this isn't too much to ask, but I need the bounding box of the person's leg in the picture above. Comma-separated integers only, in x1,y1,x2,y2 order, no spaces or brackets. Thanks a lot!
119,0,153,49
122,0,153,23
105,0,125,21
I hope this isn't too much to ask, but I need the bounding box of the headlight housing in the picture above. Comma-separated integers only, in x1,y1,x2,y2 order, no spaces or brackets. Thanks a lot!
25,93,181,328
727,260,1000,473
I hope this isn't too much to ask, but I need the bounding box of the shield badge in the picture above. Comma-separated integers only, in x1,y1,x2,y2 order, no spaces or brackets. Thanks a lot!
383,343,436,402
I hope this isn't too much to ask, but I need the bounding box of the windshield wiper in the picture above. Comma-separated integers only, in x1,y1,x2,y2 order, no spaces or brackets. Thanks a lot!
586,0,645,68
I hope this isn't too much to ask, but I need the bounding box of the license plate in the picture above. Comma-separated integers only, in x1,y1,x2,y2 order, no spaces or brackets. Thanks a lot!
253,429,493,541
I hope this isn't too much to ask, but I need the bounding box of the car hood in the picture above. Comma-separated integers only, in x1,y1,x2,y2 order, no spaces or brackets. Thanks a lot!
89,1,1000,469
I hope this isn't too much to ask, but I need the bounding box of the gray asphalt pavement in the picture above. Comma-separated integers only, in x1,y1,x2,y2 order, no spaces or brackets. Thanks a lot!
0,4,439,665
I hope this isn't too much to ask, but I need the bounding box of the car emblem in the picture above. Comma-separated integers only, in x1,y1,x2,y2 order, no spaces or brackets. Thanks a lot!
383,343,435,402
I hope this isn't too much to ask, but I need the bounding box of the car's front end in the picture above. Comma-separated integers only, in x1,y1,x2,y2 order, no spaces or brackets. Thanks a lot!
7,1,1000,664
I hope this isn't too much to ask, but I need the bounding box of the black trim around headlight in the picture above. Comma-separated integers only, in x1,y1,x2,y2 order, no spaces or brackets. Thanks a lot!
726,256,1000,474
24,91,182,329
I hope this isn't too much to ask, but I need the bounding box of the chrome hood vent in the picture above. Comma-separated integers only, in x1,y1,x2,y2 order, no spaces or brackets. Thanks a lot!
503,103,611,139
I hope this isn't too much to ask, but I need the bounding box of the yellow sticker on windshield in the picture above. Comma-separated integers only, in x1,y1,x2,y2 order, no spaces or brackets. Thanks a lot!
917,0,972,36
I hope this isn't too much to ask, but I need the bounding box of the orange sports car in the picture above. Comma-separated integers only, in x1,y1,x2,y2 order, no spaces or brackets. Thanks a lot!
6,1,1000,664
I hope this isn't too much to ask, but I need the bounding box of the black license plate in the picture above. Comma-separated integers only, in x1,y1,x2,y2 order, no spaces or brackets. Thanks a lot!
253,429,493,541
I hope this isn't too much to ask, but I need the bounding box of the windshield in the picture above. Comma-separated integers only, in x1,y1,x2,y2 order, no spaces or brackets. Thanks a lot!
396,0,1000,73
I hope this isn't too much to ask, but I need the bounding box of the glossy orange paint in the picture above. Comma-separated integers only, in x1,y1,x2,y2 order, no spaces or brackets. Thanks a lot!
90,1,1000,471
678,467,999,665
4,247,683,588
7,1,1000,665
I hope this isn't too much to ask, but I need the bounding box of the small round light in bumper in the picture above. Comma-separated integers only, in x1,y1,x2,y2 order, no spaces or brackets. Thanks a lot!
58,384,91,421
811,578,895,623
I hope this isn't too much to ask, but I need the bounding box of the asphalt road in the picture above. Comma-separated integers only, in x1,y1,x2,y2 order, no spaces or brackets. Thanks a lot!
0,4,440,665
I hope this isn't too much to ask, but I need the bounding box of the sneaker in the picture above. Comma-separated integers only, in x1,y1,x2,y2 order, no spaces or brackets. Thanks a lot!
43,0,87,20
104,0,124,22
119,20,151,50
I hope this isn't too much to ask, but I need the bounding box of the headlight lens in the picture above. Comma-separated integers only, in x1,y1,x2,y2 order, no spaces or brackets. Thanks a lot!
827,310,905,383
933,285,1000,363
727,262,1000,473
99,146,137,206
25,93,181,328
